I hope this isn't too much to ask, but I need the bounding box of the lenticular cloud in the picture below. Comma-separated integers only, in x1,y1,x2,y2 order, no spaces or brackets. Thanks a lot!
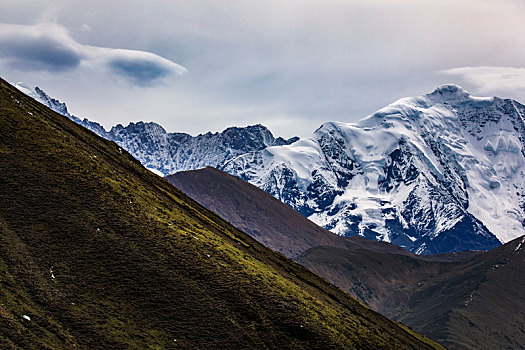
0,22,187,85
441,66,525,94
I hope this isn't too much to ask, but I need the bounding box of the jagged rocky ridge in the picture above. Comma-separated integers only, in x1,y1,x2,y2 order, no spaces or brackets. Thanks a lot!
14,83,298,176
16,83,525,254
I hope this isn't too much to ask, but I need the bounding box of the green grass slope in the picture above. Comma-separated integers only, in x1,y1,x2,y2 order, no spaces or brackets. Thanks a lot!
0,78,443,349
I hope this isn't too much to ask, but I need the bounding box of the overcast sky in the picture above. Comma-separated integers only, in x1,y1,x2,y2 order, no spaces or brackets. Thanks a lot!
1,0,524,138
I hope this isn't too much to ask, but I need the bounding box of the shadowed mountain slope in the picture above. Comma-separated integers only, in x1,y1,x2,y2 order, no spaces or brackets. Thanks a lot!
298,238,525,349
167,167,413,259
0,78,442,349
168,166,525,349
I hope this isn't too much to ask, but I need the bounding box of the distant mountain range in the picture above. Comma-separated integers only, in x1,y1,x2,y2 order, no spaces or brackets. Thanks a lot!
168,167,525,350
14,82,298,176
15,82,525,255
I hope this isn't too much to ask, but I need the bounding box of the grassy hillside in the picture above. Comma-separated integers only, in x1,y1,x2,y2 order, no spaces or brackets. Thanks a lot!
0,78,443,349
167,167,525,349
400,236,525,349
298,239,525,349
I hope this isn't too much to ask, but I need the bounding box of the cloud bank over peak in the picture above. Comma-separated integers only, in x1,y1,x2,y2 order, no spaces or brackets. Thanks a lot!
441,66,525,94
0,22,187,86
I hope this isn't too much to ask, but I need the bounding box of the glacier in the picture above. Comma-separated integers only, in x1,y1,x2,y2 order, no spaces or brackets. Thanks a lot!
224,85,525,254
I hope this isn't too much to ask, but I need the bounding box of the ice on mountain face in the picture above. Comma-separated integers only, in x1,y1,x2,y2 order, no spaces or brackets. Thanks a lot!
15,83,71,117
226,85,525,254
146,167,165,176
15,83,38,100
515,237,525,252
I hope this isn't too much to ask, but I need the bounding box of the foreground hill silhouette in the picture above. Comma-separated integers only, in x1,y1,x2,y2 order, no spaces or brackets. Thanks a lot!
168,167,525,349
0,78,443,349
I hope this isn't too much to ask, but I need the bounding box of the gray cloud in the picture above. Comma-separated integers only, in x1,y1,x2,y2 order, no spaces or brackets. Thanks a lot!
0,36,81,71
96,48,187,86
0,1,524,138
109,57,173,85
441,66,525,93
0,23,187,86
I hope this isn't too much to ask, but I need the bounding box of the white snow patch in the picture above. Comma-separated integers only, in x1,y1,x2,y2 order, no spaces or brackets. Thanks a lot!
415,243,427,255
464,292,474,306
146,167,164,176
515,237,525,252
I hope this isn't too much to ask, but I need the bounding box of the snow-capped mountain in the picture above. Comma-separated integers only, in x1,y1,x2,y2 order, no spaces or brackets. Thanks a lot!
224,85,525,254
16,82,525,254
108,122,298,175
14,83,298,176
15,83,109,137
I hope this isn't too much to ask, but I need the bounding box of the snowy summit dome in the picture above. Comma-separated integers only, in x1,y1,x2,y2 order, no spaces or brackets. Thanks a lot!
427,84,472,105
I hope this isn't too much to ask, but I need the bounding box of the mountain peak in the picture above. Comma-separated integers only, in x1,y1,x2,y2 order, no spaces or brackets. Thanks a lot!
14,81,32,91
426,84,473,104
14,82,71,116
122,121,167,134
432,84,467,94
225,86,525,254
